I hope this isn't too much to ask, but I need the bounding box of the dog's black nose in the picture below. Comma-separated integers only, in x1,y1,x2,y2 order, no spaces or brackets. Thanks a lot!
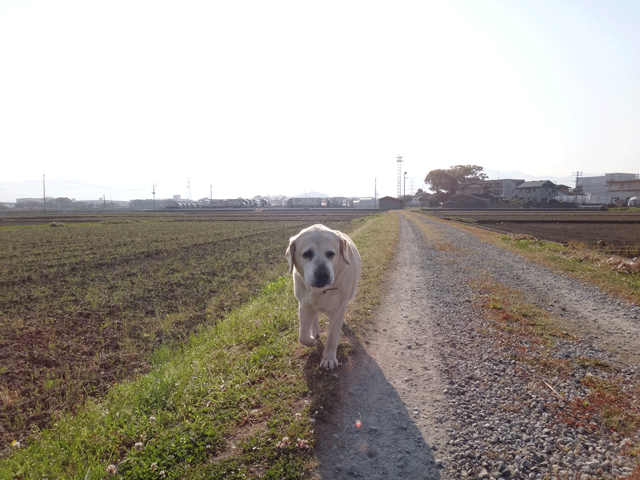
313,264,331,288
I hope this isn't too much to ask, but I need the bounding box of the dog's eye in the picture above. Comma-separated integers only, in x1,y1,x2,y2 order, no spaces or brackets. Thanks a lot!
326,251,335,259
302,250,314,260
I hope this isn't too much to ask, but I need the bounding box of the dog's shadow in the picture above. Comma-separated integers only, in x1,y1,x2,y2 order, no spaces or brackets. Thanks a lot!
304,332,443,479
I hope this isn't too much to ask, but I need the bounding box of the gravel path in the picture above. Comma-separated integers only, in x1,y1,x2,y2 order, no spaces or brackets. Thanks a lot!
314,210,640,480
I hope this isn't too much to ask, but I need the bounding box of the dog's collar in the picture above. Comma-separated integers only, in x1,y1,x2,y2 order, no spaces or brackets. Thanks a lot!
322,287,338,294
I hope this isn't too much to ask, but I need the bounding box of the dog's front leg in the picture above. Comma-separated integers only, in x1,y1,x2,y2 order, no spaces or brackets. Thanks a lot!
320,307,346,369
298,304,319,347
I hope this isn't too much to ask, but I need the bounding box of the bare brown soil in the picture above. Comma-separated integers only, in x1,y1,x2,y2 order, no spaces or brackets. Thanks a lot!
0,209,372,226
479,221,640,248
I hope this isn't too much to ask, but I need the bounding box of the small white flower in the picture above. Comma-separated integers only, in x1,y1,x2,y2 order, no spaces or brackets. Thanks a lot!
134,442,144,450
276,437,291,449
149,416,156,421
11,440,21,448
296,438,310,450
150,462,158,471
106,464,117,475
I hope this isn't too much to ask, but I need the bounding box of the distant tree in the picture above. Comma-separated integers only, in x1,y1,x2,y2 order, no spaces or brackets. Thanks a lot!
424,169,457,196
399,194,413,206
424,165,487,197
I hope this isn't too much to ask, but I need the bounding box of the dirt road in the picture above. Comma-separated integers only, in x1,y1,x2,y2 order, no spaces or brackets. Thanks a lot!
314,210,640,480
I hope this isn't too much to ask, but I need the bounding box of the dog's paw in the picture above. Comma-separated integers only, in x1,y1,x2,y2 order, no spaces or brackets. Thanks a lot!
319,355,340,370
299,337,318,348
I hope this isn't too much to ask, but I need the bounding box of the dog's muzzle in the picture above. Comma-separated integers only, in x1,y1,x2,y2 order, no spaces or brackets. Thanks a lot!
312,264,332,289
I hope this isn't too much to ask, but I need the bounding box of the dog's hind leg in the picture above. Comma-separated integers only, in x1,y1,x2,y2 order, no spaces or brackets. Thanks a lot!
298,304,319,347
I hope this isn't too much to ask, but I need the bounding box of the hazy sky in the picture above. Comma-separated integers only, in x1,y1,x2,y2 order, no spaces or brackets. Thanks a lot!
1,0,639,202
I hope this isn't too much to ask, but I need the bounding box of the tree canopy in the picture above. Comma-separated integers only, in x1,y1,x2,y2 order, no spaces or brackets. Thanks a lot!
424,165,487,196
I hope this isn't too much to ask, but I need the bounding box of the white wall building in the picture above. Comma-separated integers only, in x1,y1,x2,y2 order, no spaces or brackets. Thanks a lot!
577,173,639,203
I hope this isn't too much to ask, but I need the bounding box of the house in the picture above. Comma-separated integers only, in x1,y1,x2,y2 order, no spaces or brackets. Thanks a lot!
456,182,487,196
513,181,559,203
556,184,573,195
456,179,525,201
378,196,403,211
485,179,525,200
354,197,376,208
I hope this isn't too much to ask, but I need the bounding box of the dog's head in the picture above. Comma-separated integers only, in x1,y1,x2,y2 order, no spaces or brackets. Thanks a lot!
285,224,353,289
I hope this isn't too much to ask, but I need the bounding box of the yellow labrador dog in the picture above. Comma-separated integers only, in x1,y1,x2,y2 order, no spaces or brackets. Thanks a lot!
286,224,361,369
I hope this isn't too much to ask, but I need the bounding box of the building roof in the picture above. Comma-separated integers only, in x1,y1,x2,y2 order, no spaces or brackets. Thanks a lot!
514,181,557,189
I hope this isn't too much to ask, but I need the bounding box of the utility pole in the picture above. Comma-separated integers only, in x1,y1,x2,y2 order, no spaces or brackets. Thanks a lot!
574,171,583,190
42,174,46,211
404,172,407,197
374,177,378,209
396,155,403,198
152,183,157,209
404,171,407,208
186,178,192,201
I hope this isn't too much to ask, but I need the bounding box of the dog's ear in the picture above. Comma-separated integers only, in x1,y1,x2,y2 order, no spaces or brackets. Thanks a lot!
285,237,297,274
339,236,352,265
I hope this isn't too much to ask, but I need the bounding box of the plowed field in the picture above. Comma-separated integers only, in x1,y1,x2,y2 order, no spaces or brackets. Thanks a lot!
0,211,370,449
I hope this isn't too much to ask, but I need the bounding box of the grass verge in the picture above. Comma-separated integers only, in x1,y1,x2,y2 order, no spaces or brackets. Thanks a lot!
0,213,399,479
